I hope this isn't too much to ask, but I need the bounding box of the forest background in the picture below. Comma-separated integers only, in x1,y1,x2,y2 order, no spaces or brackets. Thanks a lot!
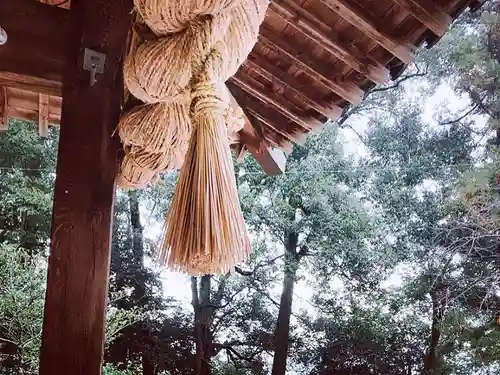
1,2,500,375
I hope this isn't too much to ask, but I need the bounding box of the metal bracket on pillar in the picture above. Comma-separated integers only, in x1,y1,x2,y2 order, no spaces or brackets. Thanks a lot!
83,48,106,87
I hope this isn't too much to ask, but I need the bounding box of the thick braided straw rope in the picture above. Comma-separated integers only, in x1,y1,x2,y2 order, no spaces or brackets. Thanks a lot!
118,0,270,274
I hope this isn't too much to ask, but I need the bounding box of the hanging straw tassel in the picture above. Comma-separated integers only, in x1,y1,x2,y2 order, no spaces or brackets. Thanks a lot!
119,0,270,274
160,82,250,275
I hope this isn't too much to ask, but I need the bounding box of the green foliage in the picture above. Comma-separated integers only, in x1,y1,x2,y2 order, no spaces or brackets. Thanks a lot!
0,244,46,374
102,364,135,375
0,120,57,253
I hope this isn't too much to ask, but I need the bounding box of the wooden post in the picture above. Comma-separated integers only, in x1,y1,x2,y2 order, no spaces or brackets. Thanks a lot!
38,1,133,375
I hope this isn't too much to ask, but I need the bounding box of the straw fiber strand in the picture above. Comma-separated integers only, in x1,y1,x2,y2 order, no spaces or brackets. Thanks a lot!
118,0,269,274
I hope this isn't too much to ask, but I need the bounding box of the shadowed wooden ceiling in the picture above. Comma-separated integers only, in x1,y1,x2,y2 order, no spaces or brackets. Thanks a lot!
0,0,484,154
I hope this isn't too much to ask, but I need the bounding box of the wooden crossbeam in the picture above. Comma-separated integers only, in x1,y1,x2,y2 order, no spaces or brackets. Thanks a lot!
38,1,134,374
0,0,70,86
231,74,325,133
270,0,389,85
244,56,342,120
321,0,415,64
391,0,452,37
259,27,364,104
0,72,62,97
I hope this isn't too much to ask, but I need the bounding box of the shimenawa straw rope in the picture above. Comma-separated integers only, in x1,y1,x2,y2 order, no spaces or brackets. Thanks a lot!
117,0,270,274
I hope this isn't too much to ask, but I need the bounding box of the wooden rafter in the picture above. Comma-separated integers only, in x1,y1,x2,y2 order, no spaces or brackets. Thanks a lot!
243,57,342,120
259,27,364,104
321,0,415,64
230,74,325,133
228,81,308,145
391,0,452,37
270,0,389,85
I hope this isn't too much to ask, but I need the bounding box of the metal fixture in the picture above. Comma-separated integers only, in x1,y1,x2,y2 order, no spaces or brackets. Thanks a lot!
83,48,106,87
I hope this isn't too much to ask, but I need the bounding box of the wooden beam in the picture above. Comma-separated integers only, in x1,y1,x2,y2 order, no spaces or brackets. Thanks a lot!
259,27,364,104
230,74,325,133
228,81,309,146
251,146,287,176
0,87,7,131
270,0,389,85
321,0,415,64
226,85,287,175
391,0,452,37
4,88,61,125
0,0,70,84
243,56,342,120
0,72,62,97
38,1,133,375
38,94,49,137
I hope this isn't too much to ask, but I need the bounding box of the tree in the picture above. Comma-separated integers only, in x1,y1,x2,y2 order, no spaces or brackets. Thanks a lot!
0,120,57,253
236,127,387,375
0,120,57,374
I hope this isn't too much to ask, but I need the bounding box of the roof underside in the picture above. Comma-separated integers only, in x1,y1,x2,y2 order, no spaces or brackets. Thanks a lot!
0,0,483,151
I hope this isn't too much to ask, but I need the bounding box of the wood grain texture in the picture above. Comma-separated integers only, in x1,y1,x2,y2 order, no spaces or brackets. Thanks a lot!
0,0,70,83
38,0,134,374
243,56,342,120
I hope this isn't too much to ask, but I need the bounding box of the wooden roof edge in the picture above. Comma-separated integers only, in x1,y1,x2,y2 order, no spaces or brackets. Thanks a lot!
263,0,485,149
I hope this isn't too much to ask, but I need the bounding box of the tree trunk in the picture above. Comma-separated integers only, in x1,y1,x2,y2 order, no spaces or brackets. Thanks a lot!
193,275,214,375
422,289,445,375
128,191,146,303
142,353,155,375
271,230,299,375
128,190,144,266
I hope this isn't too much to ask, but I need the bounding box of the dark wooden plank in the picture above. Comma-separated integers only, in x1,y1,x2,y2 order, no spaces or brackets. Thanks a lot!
38,1,134,375
0,0,70,83
251,145,287,175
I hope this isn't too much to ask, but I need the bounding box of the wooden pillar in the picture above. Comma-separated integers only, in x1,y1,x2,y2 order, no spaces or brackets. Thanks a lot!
39,1,133,374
